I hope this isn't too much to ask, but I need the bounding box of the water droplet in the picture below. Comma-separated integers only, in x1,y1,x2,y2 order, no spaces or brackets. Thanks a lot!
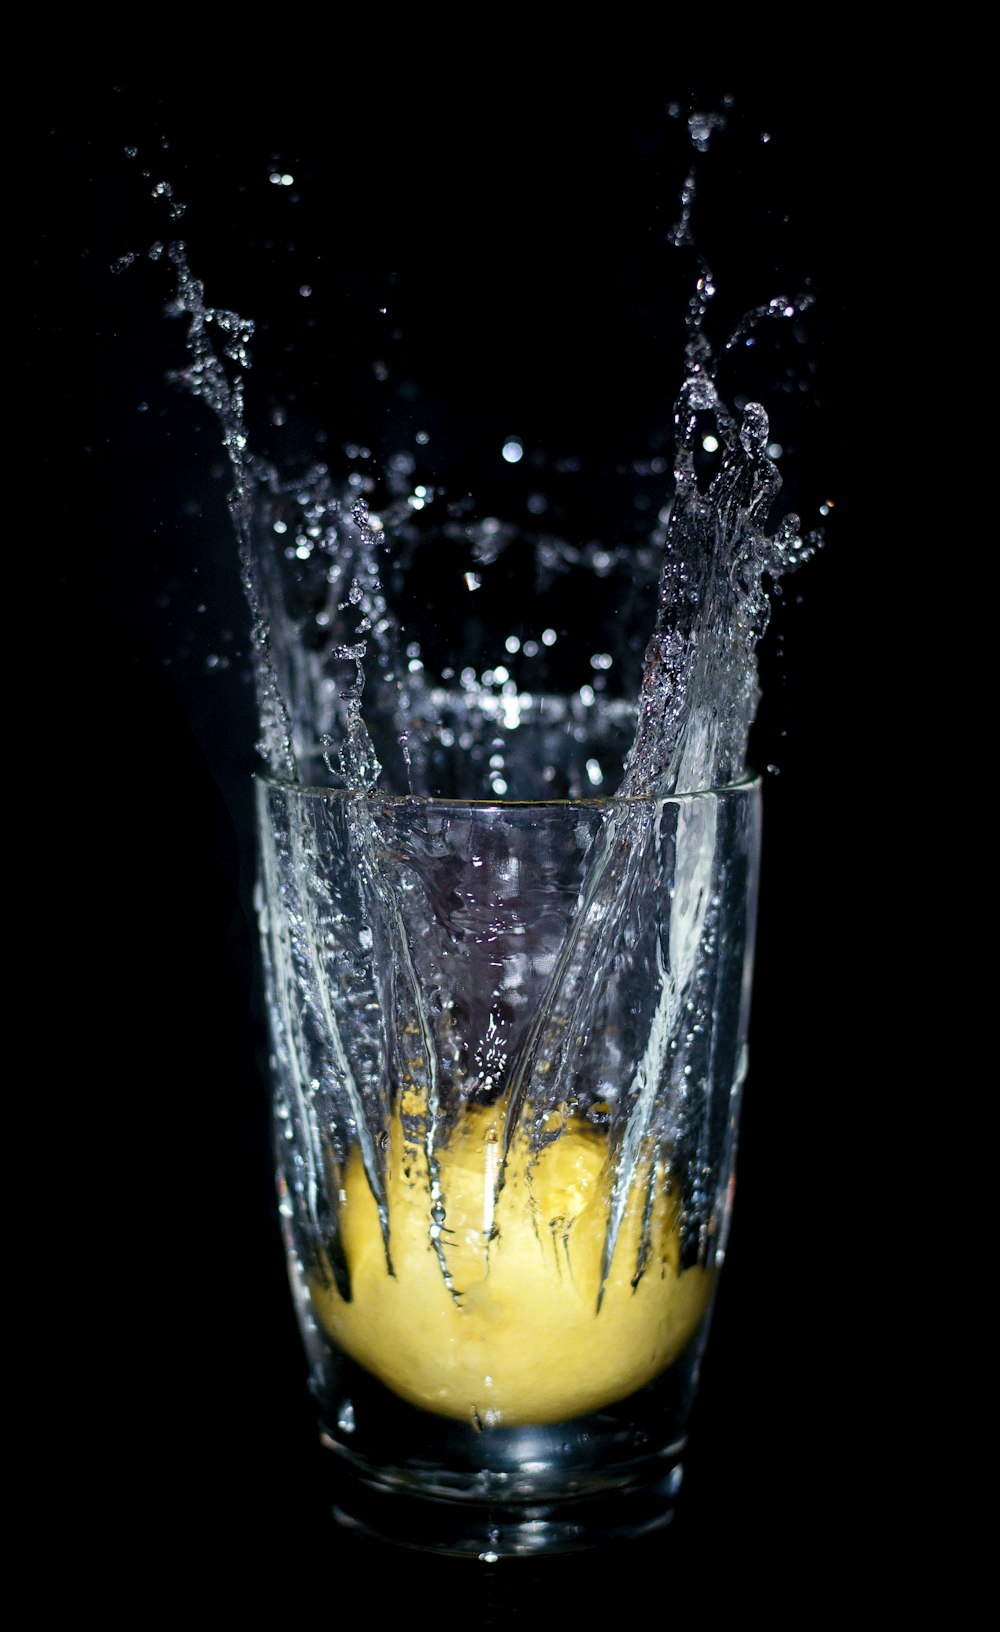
687,110,726,153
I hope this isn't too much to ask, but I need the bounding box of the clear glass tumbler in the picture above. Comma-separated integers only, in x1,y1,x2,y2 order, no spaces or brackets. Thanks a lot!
255,773,761,1556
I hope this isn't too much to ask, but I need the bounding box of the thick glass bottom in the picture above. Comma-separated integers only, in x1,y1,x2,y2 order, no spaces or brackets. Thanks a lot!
311,1346,699,1557
326,1448,684,1558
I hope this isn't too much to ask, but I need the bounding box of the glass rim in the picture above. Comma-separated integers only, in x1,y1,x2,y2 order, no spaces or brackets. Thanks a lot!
254,768,763,811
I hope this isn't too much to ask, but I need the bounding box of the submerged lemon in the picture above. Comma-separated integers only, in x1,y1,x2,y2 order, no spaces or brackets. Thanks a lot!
310,1102,710,1427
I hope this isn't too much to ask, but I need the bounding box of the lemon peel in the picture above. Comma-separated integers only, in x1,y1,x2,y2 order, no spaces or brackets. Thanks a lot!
311,1102,710,1427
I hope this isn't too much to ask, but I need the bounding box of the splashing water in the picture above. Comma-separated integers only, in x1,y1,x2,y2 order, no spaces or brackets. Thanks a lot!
166,226,818,803
160,119,820,1306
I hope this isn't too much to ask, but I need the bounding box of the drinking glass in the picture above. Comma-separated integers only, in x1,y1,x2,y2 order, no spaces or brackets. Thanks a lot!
255,770,761,1557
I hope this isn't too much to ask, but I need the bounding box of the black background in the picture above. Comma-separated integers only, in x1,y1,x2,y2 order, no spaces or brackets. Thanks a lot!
27,68,900,1612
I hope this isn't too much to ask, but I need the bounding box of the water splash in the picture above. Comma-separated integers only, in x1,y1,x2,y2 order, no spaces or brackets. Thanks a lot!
160,150,818,805
160,109,820,1299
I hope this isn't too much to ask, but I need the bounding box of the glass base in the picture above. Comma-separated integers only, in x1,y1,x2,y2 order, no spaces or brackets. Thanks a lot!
326,1451,684,1559
307,1321,702,1556
321,1427,685,1558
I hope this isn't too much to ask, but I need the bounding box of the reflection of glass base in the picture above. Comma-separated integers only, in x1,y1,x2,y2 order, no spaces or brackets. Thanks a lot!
313,1351,695,1557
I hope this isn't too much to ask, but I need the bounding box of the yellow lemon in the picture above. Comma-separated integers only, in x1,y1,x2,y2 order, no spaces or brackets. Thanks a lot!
310,1103,710,1427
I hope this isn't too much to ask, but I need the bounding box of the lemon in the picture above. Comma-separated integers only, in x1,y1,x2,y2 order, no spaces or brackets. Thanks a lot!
310,1102,710,1427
